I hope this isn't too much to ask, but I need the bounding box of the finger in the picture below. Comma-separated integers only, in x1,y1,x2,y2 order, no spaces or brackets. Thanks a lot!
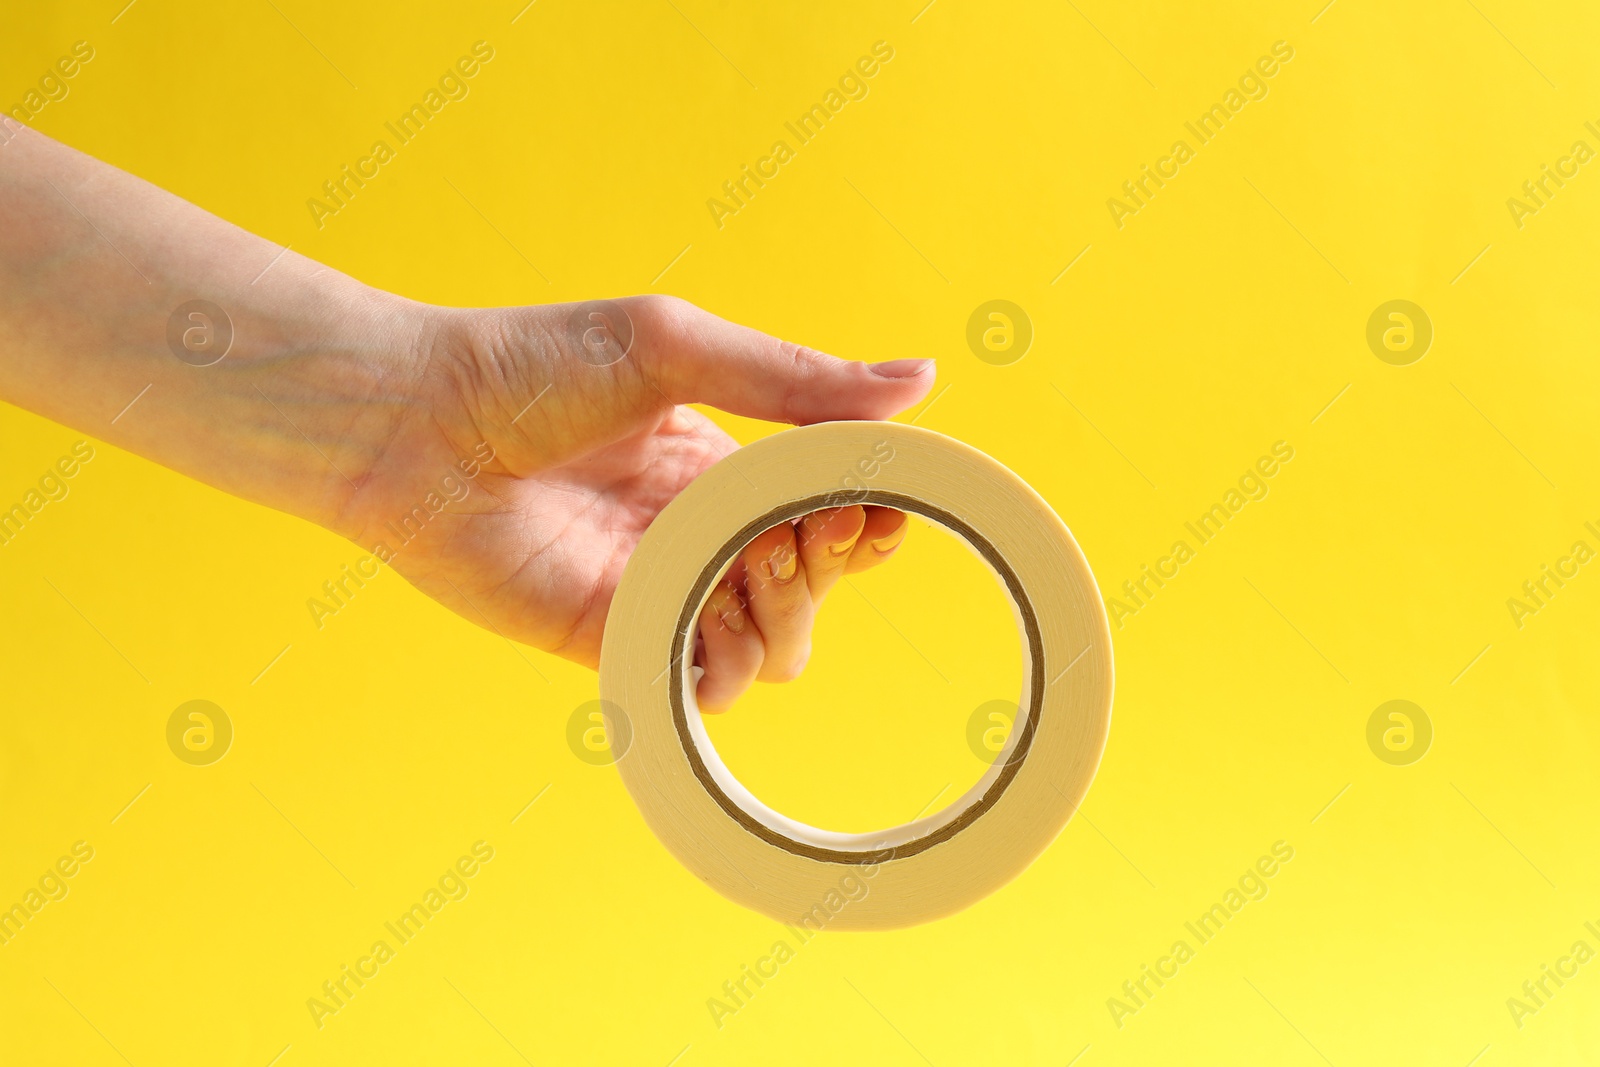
794,505,866,603
741,521,814,682
843,506,909,574
628,295,936,424
695,579,763,712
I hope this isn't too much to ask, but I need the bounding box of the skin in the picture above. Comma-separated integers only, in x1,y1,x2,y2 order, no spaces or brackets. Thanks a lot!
0,123,934,710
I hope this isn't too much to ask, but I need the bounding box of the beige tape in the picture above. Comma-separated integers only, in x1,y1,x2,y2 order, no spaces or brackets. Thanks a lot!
598,421,1113,930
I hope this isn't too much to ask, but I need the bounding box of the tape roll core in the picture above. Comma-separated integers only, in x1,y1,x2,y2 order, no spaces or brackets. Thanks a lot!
600,421,1113,929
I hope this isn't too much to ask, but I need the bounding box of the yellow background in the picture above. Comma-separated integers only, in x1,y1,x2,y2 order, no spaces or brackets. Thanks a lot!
5,0,1600,1063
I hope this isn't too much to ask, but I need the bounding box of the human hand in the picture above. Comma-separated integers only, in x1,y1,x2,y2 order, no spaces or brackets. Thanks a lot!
338,296,933,710
0,130,934,711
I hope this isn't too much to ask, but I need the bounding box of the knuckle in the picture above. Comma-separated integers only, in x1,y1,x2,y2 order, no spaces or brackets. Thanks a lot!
778,339,831,372
774,342,851,425
774,341,837,425
626,293,696,334
618,294,696,379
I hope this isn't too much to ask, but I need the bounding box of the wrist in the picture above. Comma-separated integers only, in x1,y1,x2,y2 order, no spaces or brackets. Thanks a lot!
248,285,435,538
115,276,434,540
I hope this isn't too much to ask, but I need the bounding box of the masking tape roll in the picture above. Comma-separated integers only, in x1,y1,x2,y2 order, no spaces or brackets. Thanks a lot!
598,421,1113,930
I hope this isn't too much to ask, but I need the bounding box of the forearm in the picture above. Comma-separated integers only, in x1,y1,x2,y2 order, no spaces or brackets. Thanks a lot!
0,125,423,530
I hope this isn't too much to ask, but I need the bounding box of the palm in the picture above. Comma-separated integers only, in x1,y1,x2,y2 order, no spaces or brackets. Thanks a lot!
362,394,732,668
335,295,932,702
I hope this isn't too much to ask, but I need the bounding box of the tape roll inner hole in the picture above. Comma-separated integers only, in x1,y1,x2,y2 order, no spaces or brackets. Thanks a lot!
670,490,1046,864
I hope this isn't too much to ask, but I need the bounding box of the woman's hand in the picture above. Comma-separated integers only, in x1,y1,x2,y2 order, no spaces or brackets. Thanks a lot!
0,127,934,711
331,296,933,710
691,498,910,711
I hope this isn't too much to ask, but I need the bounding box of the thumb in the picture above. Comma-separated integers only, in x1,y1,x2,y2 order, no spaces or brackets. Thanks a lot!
628,295,935,424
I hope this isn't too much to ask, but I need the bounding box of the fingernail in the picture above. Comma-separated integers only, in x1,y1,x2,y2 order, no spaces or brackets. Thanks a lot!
770,547,797,582
871,522,908,554
716,585,746,633
829,535,858,556
868,359,933,378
